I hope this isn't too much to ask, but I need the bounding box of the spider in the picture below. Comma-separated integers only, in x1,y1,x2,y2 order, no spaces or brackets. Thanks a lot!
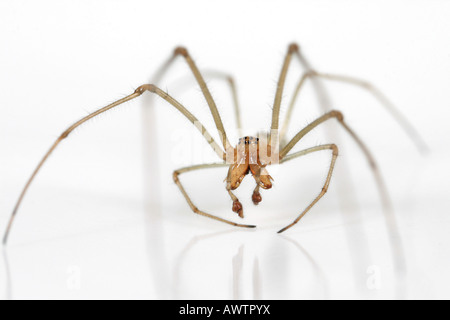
2,43,425,244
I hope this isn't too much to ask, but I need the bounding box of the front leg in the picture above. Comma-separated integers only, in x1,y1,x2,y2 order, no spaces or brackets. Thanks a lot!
278,144,339,233
173,163,255,228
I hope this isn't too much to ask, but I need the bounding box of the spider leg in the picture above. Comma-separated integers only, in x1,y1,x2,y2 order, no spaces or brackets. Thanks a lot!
268,43,299,147
278,110,397,237
316,72,427,152
279,48,427,153
2,84,227,245
173,163,255,229
278,111,374,234
201,70,243,138
150,47,232,152
279,71,310,146
281,110,374,167
148,48,243,139
277,144,339,233
278,109,406,277
163,70,243,138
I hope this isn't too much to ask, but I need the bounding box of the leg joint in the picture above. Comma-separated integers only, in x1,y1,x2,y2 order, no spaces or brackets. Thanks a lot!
135,84,157,95
173,171,180,183
174,46,189,57
330,110,344,122
192,206,200,214
330,143,339,156
288,43,300,53
59,131,70,139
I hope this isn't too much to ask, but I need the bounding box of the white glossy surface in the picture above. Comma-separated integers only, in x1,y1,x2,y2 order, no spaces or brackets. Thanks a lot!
1,0,450,300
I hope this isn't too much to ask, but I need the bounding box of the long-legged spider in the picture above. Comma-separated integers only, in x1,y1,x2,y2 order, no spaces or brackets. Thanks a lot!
2,43,425,244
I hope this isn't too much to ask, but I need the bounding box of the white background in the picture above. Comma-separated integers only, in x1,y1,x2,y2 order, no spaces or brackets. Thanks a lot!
1,0,449,300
